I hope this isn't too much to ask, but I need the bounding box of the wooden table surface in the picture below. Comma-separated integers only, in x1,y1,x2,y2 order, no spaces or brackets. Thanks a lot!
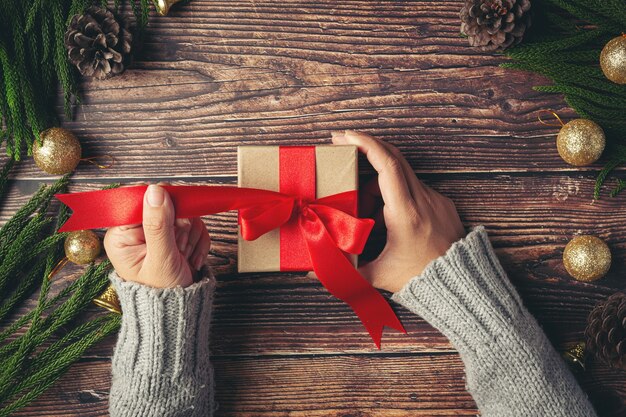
3,1,626,416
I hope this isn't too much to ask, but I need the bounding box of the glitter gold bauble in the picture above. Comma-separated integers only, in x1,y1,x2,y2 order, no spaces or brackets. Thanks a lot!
600,35,626,85
563,235,611,282
93,284,122,315
556,119,605,166
154,0,184,15
64,230,101,264
32,128,81,174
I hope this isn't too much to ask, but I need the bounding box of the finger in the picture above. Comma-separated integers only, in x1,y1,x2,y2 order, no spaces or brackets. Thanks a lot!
185,218,205,259
190,229,211,271
359,177,382,218
357,258,386,290
332,130,414,215
175,218,192,253
378,140,428,200
142,184,178,261
118,223,141,231
105,226,145,247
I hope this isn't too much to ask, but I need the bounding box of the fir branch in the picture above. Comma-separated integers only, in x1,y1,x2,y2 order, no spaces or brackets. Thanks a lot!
0,314,120,417
610,179,626,197
0,258,112,400
0,260,113,362
0,268,78,346
0,256,48,323
594,146,626,199
542,0,626,32
0,159,14,197
0,215,56,295
0,40,29,160
0,175,70,258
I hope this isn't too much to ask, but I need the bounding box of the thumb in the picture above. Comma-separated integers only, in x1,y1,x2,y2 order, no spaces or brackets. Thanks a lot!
142,184,178,259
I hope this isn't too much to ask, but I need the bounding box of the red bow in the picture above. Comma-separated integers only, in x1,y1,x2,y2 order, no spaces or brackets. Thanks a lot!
56,185,405,347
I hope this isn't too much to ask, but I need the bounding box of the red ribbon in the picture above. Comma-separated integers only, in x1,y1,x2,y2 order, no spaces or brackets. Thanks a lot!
55,149,405,348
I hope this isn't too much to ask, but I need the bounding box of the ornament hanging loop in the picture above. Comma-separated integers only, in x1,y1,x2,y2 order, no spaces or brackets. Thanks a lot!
47,256,69,280
538,110,565,127
80,154,115,169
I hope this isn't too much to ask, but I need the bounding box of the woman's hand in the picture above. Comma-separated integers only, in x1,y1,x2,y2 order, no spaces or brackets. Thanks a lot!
332,130,465,293
103,184,211,288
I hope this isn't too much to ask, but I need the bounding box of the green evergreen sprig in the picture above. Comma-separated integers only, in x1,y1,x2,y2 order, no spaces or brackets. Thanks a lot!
0,0,155,161
0,168,122,414
503,0,626,197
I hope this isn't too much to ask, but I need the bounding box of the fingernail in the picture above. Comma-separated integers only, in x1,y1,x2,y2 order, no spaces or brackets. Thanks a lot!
184,243,193,257
331,131,346,143
146,185,164,207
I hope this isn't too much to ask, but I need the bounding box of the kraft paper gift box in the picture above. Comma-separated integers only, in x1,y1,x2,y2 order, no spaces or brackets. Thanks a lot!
237,145,358,272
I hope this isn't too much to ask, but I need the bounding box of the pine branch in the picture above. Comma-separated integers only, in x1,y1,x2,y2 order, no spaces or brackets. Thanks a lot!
610,179,626,197
0,175,70,259
0,159,14,197
0,314,120,417
594,146,626,199
0,256,48,323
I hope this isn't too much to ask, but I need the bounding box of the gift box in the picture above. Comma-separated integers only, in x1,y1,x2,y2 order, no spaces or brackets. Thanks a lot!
237,145,358,272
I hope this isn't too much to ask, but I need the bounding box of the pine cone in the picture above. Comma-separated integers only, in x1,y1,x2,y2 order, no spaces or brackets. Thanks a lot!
460,0,531,51
585,292,626,370
64,6,132,80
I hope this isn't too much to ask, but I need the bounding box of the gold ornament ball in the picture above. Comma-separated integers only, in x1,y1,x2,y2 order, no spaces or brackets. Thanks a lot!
563,235,611,282
64,230,101,265
556,119,605,166
600,35,626,84
32,128,82,175
154,0,183,15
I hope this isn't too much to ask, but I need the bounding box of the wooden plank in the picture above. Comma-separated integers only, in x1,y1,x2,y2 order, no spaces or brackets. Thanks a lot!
10,354,626,417
5,0,602,179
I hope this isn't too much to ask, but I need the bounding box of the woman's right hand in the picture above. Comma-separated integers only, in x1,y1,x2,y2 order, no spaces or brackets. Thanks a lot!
331,130,465,293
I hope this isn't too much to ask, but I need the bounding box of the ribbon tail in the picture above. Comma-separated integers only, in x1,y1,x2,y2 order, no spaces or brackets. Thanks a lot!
300,210,405,348
345,287,406,349
56,186,147,232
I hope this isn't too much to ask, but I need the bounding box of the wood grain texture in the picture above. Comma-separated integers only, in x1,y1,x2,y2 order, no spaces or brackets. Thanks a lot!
9,355,626,417
3,0,626,415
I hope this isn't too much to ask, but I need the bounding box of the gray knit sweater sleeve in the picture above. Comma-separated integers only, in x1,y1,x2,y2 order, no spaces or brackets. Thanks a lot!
108,270,216,417
392,226,597,417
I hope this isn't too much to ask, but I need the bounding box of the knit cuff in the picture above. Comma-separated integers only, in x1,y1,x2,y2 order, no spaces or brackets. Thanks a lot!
108,270,216,417
391,226,527,355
